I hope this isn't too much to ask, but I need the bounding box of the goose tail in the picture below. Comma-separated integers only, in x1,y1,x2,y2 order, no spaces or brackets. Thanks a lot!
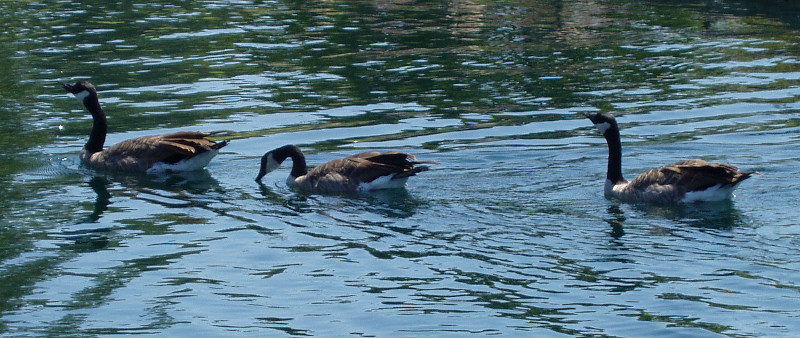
410,159,440,165
732,170,758,185
212,139,230,150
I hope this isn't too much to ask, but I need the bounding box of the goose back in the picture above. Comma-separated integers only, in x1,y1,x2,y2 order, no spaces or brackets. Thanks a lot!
64,81,228,173
586,112,753,203
257,145,435,194
298,152,431,193
608,159,753,203
81,131,228,173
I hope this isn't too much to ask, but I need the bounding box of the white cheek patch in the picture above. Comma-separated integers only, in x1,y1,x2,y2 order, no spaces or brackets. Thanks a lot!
595,122,611,134
266,154,281,172
73,90,91,102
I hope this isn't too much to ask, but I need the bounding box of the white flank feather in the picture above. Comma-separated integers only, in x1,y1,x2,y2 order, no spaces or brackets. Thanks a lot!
357,174,407,191
146,149,220,174
681,184,736,203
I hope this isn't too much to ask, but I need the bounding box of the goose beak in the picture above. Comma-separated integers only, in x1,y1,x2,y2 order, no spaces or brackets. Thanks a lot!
62,82,77,94
583,112,601,124
255,153,269,182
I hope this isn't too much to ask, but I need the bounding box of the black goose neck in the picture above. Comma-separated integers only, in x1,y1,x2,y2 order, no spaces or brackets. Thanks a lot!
604,126,625,184
83,94,107,154
276,145,308,178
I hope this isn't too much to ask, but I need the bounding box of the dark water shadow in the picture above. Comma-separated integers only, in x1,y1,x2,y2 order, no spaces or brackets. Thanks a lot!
59,170,223,253
256,181,425,219
349,188,427,219
603,199,747,242
85,169,225,219
85,175,111,223
256,181,314,214
606,205,626,240
54,176,114,253
633,199,745,230
96,169,222,194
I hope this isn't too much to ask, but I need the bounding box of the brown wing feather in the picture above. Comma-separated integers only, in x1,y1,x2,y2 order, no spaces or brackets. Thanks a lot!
628,159,752,193
88,131,228,171
348,152,434,182
302,152,433,190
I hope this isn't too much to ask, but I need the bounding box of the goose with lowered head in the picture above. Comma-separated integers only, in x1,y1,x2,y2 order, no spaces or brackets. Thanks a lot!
256,144,437,194
63,81,229,173
584,112,753,203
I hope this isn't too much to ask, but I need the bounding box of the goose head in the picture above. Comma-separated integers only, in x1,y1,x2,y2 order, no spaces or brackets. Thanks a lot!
584,112,618,135
63,81,98,104
256,145,305,182
256,150,283,181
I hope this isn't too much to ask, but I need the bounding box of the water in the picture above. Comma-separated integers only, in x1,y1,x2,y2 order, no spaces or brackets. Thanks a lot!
2,0,800,336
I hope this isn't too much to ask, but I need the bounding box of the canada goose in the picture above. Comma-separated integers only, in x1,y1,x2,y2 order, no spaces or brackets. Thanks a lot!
256,145,437,194
63,81,228,173
584,112,752,203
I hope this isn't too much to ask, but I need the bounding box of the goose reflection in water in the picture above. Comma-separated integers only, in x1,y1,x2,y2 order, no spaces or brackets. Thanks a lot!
634,200,745,230
56,176,113,253
602,200,746,241
257,179,425,220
